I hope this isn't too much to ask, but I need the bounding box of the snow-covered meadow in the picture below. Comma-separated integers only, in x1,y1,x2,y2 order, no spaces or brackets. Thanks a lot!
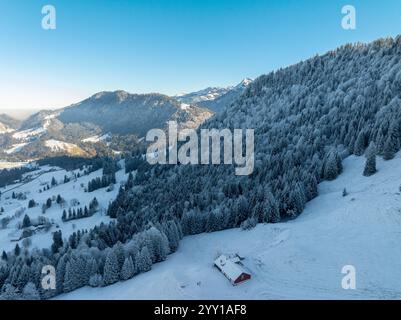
0,161,129,253
59,153,401,300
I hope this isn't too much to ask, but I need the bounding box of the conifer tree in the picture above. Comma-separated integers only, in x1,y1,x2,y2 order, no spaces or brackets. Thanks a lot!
103,250,120,285
22,282,40,300
363,142,377,176
120,256,135,280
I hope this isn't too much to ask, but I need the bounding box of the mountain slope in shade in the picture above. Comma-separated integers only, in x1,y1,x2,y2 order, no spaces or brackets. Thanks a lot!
0,91,213,160
58,91,213,136
0,114,21,133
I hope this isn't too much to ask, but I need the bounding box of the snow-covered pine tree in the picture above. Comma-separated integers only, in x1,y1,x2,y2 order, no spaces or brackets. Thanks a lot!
22,282,40,300
120,256,135,281
363,142,377,176
103,249,120,285
354,131,366,156
136,246,152,273
323,151,342,181
56,254,68,294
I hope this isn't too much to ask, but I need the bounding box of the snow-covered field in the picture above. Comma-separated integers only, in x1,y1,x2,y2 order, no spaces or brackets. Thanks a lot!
59,153,401,300
44,139,80,153
0,161,129,252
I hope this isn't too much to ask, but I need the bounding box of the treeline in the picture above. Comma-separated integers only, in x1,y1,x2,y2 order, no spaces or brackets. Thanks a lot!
87,174,116,192
62,198,99,222
0,166,34,188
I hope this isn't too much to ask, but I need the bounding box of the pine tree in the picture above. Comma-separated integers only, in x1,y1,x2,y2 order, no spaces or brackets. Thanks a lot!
51,231,63,254
14,243,20,256
114,242,126,269
28,199,36,208
383,120,400,160
87,257,99,278
103,250,120,285
363,142,377,176
323,151,342,181
56,255,68,294
136,246,152,273
354,131,366,156
15,264,30,290
383,136,396,160
62,210,67,221
22,214,31,228
120,257,135,280
22,282,40,300
63,256,87,292
1,251,7,261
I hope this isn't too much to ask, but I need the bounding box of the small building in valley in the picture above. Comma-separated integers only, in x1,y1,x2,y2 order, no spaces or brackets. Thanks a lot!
214,254,251,285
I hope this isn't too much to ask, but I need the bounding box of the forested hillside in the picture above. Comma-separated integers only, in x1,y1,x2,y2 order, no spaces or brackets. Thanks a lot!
110,37,401,234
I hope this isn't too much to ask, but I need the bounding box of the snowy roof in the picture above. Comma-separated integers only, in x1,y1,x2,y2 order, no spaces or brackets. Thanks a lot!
214,255,246,281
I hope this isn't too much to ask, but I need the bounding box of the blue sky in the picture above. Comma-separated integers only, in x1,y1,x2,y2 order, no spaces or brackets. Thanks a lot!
1,0,401,110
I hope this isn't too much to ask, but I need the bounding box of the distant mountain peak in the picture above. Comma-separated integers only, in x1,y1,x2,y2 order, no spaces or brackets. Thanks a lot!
177,78,254,113
238,78,253,87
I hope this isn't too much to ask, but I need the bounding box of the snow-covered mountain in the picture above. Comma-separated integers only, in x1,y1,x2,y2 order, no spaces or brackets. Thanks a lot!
198,78,253,112
176,86,233,104
59,91,212,136
0,91,213,161
176,78,253,112
0,114,20,134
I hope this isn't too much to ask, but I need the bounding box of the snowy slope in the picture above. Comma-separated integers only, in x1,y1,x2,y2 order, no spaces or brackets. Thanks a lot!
176,87,232,104
82,134,111,143
0,161,129,253
45,139,79,152
4,143,29,154
59,153,401,300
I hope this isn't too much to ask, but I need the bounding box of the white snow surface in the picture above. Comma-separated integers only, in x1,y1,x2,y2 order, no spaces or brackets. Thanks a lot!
44,139,79,152
12,127,46,140
82,134,111,143
4,143,28,154
0,161,129,252
58,153,401,300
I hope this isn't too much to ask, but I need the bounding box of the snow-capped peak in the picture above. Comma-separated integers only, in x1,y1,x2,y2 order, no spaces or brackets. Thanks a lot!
236,78,253,88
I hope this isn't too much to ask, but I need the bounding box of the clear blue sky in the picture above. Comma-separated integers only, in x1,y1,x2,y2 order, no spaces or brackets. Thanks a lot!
1,0,401,110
